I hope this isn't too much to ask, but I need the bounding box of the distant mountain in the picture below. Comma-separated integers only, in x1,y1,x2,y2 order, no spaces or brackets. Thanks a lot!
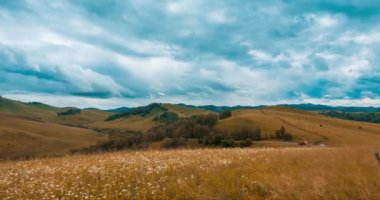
283,103,380,112
175,103,380,113
177,103,264,112
106,107,130,113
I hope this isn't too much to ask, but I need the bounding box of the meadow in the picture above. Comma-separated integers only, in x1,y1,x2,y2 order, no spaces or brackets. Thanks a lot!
1,147,379,200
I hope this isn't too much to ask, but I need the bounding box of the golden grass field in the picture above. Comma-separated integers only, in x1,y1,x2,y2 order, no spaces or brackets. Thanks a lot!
218,107,380,147
0,114,106,159
1,97,380,199
0,147,379,200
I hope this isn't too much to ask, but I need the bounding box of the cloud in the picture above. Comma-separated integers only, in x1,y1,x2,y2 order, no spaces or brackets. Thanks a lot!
0,0,379,107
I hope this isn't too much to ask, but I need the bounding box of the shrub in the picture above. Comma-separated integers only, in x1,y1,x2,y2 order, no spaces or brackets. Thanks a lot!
195,114,219,128
275,126,293,141
219,110,232,120
160,137,186,149
283,133,293,141
212,134,224,145
238,139,252,147
76,131,147,153
221,139,236,148
57,108,81,116
155,111,179,124
231,127,262,141
106,103,168,121
193,124,211,139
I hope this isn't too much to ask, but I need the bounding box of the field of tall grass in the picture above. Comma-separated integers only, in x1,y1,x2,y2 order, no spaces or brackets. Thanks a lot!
0,147,379,200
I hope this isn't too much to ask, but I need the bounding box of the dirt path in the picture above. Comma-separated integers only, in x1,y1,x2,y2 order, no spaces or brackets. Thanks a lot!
259,109,329,144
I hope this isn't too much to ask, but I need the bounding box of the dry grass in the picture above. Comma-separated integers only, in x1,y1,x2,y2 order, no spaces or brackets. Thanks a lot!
0,114,105,159
162,104,212,117
218,107,380,147
1,147,379,200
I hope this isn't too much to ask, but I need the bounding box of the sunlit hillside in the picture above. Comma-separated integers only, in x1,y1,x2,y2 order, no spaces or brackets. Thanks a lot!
0,114,106,159
87,104,211,132
218,106,380,147
1,148,379,200
0,96,112,126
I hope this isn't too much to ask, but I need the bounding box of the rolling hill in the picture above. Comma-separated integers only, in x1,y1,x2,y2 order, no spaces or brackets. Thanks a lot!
87,103,212,132
1,96,380,159
0,96,112,126
0,113,106,159
217,106,380,147
0,97,110,159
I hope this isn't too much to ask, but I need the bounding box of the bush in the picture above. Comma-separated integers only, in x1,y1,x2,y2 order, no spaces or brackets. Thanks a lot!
106,103,168,121
230,127,261,141
195,114,219,128
211,134,223,145
283,133,293,141
219,110,232,120
57,108,81,116
238,139,252,147
193,124,211,139
75,131,147,153
161,137,187,149
155,111,179,124
275,126,293,141
221,139,235,148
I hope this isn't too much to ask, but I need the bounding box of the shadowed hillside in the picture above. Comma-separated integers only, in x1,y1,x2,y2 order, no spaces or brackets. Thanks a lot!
0,96,111,126
0,114,106,159
0,97,110,159
88,103,211,132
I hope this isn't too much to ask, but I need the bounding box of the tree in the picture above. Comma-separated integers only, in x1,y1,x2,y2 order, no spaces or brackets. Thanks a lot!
193,124,210,139
283,133,293,141
219,110,232,120
156,111,179,124
212,134,223,145
160,137,186,149
195,114,219,128
276,126,285,139
275,126,293,141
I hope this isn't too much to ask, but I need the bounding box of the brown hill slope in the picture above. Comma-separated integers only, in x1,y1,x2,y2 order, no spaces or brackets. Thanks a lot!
0,114,106,159
0,96,111,126
87,104,212,132
217,106,380,147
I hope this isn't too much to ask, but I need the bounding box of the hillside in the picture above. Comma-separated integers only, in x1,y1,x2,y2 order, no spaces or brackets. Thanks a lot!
0,97,110,159
217,106,380,147
2,96,380,158
88,103,211,132
179,103,380,113
0,97,60,119
0,96,111,126
0,114,106,159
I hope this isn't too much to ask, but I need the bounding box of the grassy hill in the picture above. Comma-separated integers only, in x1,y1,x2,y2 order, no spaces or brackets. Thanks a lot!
0,114,106,159
2,96,380,158
88,103,211,132
0,96,111,126
1,100,380,199
0,97,110,159
0,97,60,119
217,106,380,147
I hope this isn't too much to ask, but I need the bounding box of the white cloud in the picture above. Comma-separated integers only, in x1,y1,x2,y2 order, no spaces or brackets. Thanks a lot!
316,15,339,27
0,0,380,107
207,11,233,24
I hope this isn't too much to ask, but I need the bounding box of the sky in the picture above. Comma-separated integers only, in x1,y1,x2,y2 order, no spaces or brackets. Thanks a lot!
0,0,380,109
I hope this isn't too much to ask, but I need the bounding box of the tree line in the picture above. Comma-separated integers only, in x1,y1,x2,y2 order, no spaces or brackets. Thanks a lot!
74,110,294,153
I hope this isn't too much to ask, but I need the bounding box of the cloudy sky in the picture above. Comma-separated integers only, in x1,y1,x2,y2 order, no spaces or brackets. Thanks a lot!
1,0,380,108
